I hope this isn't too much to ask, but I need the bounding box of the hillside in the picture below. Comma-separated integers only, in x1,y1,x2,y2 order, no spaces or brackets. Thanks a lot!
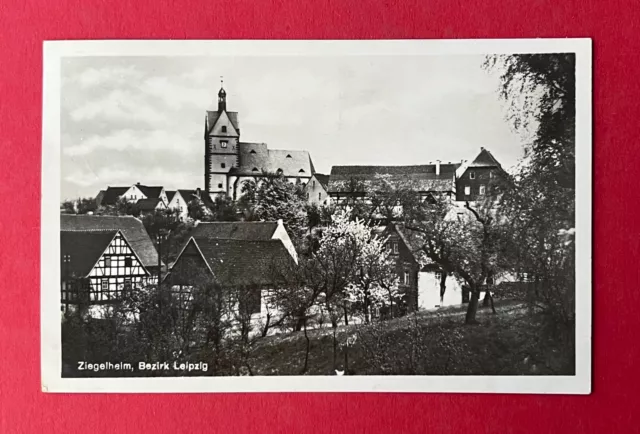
249,300,574,376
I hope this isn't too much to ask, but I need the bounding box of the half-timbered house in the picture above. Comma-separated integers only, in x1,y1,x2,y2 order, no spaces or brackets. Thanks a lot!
60,230,150,317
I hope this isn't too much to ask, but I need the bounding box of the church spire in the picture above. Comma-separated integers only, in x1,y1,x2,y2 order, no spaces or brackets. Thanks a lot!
218,76,227,112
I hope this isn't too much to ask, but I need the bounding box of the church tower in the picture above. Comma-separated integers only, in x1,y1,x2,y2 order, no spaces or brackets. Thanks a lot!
204,80,240,197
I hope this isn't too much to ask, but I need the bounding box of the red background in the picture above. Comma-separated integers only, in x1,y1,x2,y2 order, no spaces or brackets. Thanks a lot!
0,0,633,432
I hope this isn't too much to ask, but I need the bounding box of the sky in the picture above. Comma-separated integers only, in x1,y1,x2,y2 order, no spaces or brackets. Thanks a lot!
60,55,525,200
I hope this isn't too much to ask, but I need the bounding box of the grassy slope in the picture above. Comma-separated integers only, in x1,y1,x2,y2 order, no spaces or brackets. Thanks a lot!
249,299,574,376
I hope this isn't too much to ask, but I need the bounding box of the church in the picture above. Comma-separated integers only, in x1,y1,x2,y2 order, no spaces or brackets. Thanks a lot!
204,85,316,200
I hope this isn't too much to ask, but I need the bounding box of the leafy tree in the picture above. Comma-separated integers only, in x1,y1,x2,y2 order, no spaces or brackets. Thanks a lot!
209,194,239,221
60,197,98,214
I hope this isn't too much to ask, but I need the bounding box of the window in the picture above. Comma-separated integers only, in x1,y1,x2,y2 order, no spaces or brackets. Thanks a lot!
464,186,471,196
489,171,494,179
469,171,476,179
218,183,223,188
221,125,227,133
221,141,228,148
221,163,226,169
276,168,283,175
403,271,410,285
252,168,259,172
101,279,109,292
104,257,111,268
435,271,442,281
393,241,399,254
318,192,322,201
312,180,316,188
479,185,486,195
124,257,132,267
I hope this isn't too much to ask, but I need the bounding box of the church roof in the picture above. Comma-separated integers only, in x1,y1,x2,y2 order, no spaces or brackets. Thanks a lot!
233,142,315,177
60,230,119,277
60,214,161,269
328,164,458,193
165,190,176,203
206,110,239,133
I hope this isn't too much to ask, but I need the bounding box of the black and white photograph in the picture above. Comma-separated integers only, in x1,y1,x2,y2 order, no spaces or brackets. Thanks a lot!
41,39,591,393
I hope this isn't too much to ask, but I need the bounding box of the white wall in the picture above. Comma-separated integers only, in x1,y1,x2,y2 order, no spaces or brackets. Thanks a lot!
418,271,464,310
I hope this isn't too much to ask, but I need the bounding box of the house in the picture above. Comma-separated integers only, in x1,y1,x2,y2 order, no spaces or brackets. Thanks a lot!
135,197,167,216
60,229,150,317
204,85,315,199
385,223,465,309
166,237,297,326
373,224,420,316
328,162,458,206
98,183,168,207
455,147,509,202
60,214,163,274
304,173,330,206
189,220,298,263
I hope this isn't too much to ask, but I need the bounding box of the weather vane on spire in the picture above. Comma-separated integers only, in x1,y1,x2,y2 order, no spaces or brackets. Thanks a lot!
220,76,224,88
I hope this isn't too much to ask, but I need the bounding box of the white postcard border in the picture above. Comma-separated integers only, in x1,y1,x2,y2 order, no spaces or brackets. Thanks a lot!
41,38,592,394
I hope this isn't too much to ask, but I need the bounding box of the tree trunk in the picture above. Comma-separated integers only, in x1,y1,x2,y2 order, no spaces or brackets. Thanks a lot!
343,304,349,326
465,289,480,324
332,327,337,371
301,319,310,374
439,271,448,305
344,345,349,375
483,289,491,307
261,313,271,337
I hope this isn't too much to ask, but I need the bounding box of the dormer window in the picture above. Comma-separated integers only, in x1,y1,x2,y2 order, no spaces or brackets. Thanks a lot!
469,171,475,180
286,154,292,158
299,169,305,173
221,126,227,133
250,150,256,154
221,141,228,148
252,168,259,172
221,163,226,169
276,168,283,175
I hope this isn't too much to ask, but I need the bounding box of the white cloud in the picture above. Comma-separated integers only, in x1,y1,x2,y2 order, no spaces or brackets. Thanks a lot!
69,89,166,125
64,165,200,190
63,128,196,157
141,76,210,109
70,65,144,88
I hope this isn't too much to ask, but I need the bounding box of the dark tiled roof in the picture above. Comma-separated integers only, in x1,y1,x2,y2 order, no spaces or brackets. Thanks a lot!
60,230,118,277
166,190,176,203
136,185,164,199
101,187,130,205
328,164,458,193
135,197,164,211
314,174,330,190
191,221,278,241
469,148,502,168
189,238,294,286
206,110,240,133
234,142,315,177
60,214,160,268
177,189,215,208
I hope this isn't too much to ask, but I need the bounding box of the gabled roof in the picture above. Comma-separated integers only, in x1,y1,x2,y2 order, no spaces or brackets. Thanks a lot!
60,214,161,268
135,184,164,199
165,190,176,203
101,187,130,205
135,197,165,211
177,189,215,208
328,164,458,193
184,237,295,287
206,110,240,133
60,230,118,277
191,221,279,241
234,142,315,177
314,174,330,190
469,147,502,168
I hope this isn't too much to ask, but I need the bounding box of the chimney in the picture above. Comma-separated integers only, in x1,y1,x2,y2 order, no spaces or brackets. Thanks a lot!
435,160,441,176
